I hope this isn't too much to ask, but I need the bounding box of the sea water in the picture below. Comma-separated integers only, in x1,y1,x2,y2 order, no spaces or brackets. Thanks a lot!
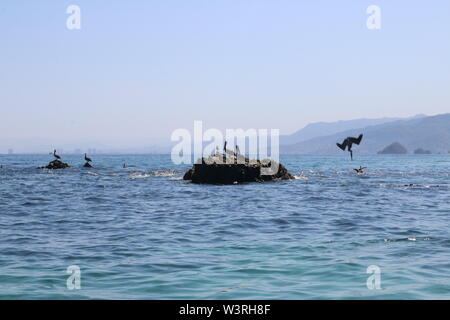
0,154,449,299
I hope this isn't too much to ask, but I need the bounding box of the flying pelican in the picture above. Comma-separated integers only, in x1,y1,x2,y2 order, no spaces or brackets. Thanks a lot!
84,153,92,162
53,149,61,160
336,134,363,160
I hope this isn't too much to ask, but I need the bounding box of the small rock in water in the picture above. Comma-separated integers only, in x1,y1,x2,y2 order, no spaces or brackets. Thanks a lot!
39,159,71,169
83,162,93,168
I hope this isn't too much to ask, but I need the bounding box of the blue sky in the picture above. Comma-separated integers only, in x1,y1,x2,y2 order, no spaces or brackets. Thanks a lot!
1,0,449,151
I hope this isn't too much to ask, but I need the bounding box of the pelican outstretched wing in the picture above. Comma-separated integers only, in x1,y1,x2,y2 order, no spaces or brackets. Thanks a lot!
336,139,349,151
348,134,363,145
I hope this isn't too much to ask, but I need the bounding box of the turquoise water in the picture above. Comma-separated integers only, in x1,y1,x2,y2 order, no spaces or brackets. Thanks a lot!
1,154,450,299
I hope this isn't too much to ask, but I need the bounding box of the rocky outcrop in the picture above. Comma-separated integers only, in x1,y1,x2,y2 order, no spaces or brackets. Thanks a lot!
39,160,71,169
183,154,294,184
83,162,93,168
414,148,431,154
377,142,408,154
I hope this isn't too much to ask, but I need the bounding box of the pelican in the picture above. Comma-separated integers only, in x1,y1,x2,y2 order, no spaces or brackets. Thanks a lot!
353,166,367,174
53,149,61,160
336,134,363,160
84,153,92,162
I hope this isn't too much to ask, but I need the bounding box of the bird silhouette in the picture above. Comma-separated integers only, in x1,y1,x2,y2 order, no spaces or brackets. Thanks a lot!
53,149,61,160
336,134,363,160
84,153,92,162
353,166,367,174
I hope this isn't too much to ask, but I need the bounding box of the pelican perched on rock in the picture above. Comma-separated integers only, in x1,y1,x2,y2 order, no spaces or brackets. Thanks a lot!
336,134,363,160
84,153,92,162
53,149,61,160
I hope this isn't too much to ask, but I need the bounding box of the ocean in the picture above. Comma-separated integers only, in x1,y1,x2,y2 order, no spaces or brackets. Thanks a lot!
0,154,449,299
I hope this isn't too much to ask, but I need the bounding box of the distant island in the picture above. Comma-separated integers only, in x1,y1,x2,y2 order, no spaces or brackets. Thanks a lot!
414,148,432,154
377,142,408,154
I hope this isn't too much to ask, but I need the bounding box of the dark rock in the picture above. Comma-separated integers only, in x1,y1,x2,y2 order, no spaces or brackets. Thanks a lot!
414,148,431,154
39,160,71,169
183,168,194,180
83,162,93,168
377,142,408,154
183,155,294,184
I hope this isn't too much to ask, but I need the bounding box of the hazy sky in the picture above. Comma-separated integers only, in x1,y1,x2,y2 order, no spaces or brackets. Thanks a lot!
1,0,449,150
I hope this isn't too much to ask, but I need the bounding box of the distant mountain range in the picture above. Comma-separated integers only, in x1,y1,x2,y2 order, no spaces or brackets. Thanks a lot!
281,114,450,154
280,114,426,145
3,114,449,155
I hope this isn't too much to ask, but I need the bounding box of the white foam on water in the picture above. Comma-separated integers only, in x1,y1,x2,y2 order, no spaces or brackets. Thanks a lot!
85,171,100,176
130,172,151,179
153,170,178,177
